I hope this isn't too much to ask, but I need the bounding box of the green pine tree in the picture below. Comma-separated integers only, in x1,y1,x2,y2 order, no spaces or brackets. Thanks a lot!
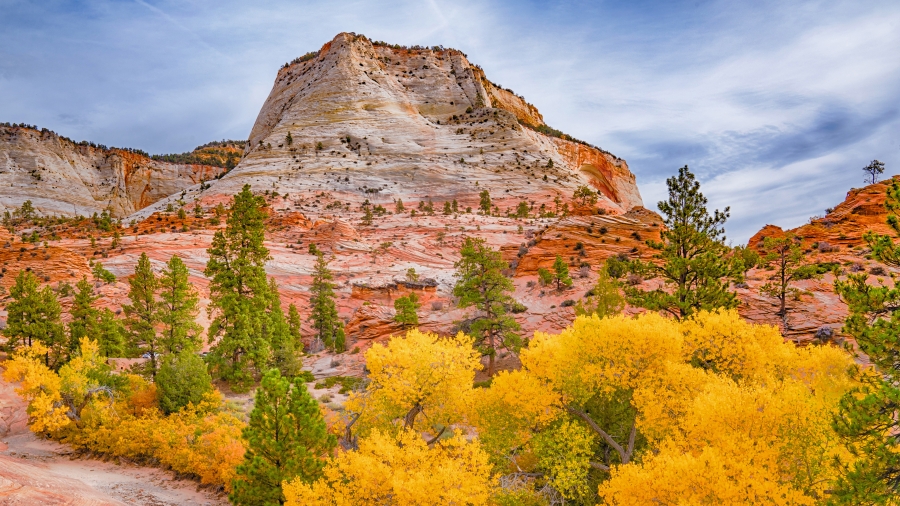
4,270,67,368
123,253,161,377
453,237,521,376
309,253,345,352
394,292,420,328
758,233,817,328
230,369,336,506
479,189,492,214
158,255,202,354
266,278,300,378
96,308,126,357
205,185,273,390
69,276,99,346
625,166,739,319
574,263,625,319
155,350,213,414
832,178,900,503
287,304,303,350
552,254,573,290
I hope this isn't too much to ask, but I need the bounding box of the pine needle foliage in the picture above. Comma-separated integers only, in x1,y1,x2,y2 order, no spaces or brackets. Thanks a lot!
309,253,345,352
230,369,336,505
625,166,739,319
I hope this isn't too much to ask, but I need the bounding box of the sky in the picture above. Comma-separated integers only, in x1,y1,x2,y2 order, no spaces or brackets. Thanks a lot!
1,0,898,242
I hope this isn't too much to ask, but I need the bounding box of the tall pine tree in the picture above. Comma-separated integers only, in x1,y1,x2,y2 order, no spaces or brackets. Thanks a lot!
287,303,303,350
205,185,273,389
123,253,161,377
158,255,201,354
69,276,99,346
453,236,521,376
626,165,739,319
266,278,300,377
832,178,900,503
308,253,345,352
230,369,336,505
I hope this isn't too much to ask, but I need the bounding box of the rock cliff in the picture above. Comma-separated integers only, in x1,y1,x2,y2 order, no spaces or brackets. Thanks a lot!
158,32,641,221
0,125,226,218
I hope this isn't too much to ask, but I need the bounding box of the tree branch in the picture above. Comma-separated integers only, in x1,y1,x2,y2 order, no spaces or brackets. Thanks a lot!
566,406,628,463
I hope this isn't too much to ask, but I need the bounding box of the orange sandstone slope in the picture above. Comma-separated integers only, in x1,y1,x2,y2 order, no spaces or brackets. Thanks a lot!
739,176,900,342
0,125,228,217
136,32,642,221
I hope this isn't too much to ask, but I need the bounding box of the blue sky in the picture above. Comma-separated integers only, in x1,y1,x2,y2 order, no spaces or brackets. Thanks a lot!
1,0,898,242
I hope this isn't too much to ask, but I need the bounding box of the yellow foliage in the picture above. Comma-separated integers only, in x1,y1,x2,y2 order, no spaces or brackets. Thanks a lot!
3,339,244,491
681,309,793,381
283,429,494,506
346,329,481,436
599,442,816,505
471,369,559,463
522,313,683,403
2,342,69,433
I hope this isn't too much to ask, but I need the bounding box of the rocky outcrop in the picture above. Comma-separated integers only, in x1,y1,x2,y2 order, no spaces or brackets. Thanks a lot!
156,32,641,225
0,126,226,218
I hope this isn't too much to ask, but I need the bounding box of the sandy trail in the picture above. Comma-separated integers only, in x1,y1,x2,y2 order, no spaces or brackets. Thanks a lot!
0,374,227,506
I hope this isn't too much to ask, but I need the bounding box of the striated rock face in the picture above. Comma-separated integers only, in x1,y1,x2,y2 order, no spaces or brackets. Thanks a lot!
0,125,226,218
741,176,900,343
147,32,641,222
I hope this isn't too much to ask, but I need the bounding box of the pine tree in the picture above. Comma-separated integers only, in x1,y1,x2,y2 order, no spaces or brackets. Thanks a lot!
157,255,201,354
395,199,405,213
205,185,273,390
4,270,67,368
287,304,303,350
156,350,213,414
394,292,420,328
552,254,573,290
625,166,739,319
69,276,99,346
267,278,300,377
309,253,345,352
758,233,817,327
832,178,900,503
453,237,521,376
96,308,126,357
230,369,336,506
123,253,161,377
479,190,491,215
863,159,886,185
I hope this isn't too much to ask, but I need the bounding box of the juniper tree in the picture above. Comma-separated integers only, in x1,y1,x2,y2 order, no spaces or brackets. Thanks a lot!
124,253,161,377
625,166,739,319
574,185,599,207
230,369,336,506
453,236,521,376
309,253,345,352
205,185,273,390
4,270,67,368
394,292,420,328
158,255,201,354
832,178,900,503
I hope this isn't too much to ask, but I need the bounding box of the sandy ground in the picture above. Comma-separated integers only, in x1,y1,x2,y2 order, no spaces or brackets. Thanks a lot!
0,374,227,506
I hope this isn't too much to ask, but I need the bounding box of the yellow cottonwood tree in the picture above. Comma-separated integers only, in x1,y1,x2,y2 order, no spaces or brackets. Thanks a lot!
344,329,481,441
2,342,69,433
283,429,494,506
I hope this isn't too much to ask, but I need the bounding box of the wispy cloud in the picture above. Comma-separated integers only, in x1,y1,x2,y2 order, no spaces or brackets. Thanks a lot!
0,0,897,241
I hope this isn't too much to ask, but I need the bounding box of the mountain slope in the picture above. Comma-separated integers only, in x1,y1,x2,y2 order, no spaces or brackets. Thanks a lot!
0,125,226,217
170,32,640,218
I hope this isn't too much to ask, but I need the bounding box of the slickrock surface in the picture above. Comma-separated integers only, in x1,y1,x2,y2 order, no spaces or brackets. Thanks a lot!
0,126,225,218
741,176,900,342
130,32,641,223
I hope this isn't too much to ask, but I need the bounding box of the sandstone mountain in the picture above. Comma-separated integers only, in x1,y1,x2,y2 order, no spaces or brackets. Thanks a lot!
0,124,228,218
142,32,641,222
